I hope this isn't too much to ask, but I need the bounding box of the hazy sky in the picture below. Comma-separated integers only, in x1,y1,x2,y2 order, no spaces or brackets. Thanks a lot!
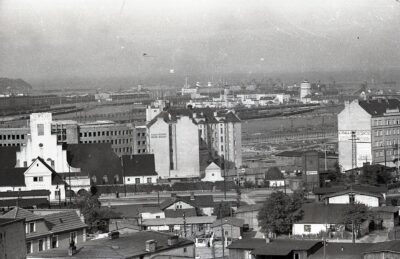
1,0,400,84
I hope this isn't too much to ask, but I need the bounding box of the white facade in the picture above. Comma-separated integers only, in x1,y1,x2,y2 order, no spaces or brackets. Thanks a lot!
140,211,165,219
300,81,312,102
165,201,195,211
147,116,200,179
292,223,330,235
202,162,224,182
0,158,66,202
327,193,379,207
16,113,80,174
338,100,372,171
124,175,158,184
268,179,285,187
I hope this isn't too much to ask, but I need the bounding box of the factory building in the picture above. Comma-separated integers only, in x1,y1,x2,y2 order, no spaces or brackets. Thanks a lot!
300,80,312,103
338,98,400,171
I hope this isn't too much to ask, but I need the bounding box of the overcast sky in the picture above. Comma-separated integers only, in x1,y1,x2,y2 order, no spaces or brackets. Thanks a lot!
1,0,400,84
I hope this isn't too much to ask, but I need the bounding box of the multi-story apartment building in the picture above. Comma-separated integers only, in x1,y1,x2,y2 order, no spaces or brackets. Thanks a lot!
147,105,242,179
338,98,400,171
0,115,147,156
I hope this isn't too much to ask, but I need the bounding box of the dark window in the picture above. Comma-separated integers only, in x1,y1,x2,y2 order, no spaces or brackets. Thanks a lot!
39,239,44,251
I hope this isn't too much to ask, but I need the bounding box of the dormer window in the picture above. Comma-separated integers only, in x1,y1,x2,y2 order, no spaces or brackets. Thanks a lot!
26,222,36,233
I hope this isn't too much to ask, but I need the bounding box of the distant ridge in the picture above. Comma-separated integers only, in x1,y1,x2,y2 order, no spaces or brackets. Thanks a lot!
0,78,32,94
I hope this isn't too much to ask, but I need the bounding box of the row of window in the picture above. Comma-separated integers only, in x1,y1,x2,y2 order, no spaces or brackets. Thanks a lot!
26,231,77,254
375,149,399,157
79,129,132,138
373,118,400,126
374,128,400,136
79,138,133,145
0,134,25,140
0,143,21,146
126,177,153,184
375,139,400,147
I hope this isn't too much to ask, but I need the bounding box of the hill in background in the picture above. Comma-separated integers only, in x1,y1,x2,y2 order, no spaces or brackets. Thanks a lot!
0,78,33,94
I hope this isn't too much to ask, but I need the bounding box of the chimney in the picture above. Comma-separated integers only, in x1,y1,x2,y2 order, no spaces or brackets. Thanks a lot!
168,235,179,246
190,192,195,201
145,240,157,252
171,193,177,198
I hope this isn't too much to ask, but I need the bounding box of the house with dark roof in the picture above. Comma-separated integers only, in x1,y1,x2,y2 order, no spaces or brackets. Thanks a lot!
211,217,245,239
121,154,158,184
0,207,87,255
265,167,285,187
228,238,322,259
313,184,387,201
321,187,383,207
0,218,27,259
27,231,195,259
338,98,400,170
0,157,67,203
160,193,215,217
292,203,370,238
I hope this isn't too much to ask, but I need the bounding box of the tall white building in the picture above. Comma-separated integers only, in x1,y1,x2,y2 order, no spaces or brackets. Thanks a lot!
300,80,312,103
146,107,242,179
338,99,400,171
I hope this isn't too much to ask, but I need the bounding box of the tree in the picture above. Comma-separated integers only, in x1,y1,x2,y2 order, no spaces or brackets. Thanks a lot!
358,164,393,186
76,186,101,230
213,202,233,219
342,203,374,243
257,191,305,236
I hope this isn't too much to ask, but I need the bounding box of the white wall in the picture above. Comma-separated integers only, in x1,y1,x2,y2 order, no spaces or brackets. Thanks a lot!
202,163,224,182
147,118,170,179
172,116,200,178
292,223,329,235
338,100,372,171
269,180,285,187
355,194,379,207
165,201,194,210
328,195,350,204
124,176,157,184
140,212,165,219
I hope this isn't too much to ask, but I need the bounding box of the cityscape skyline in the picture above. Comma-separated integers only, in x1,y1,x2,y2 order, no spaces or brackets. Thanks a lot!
1,0,400,87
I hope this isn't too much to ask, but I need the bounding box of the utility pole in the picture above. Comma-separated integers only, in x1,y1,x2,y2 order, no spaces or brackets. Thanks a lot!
183,212,187,238
219,203,225,259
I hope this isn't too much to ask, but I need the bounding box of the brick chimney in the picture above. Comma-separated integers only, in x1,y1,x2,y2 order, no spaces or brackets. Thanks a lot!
145,240,157,252
168,235,179,246
190,192,195,201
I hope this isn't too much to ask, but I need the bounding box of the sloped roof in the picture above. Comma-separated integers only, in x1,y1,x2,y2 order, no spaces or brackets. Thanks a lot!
44,210,87,233
66,143,123,184
265,167,284,180
0,146,19,169
363,240,400,254
0,218,24,227
26,231,194,258
159,197,198,210
35,157,66,186
0,189,50,198
142,216,217,226
122,154,157,177
179,195,214,208
296,203,350,224
228,238,267,250
235,204,263,214
1,207,44,222
309,243,371,259
108,204,162,219
212,217,244,228
0,198,49,208
164,208,197,218
359,99,400,116
0,167,26,187
252,239,321,256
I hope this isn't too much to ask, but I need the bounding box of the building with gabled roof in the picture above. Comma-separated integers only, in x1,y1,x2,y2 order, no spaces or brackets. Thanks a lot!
1,207,87,255
0,156,67,203
26,231,195,259
121,154,158,184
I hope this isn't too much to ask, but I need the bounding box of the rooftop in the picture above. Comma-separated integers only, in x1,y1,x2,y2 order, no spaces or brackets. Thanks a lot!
212,217,244,228
296,203,350,224
121,154,157,177
363,240,400,254
358,99,400,116
142,216,217,226
313,185,387,195
27,231,194,259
